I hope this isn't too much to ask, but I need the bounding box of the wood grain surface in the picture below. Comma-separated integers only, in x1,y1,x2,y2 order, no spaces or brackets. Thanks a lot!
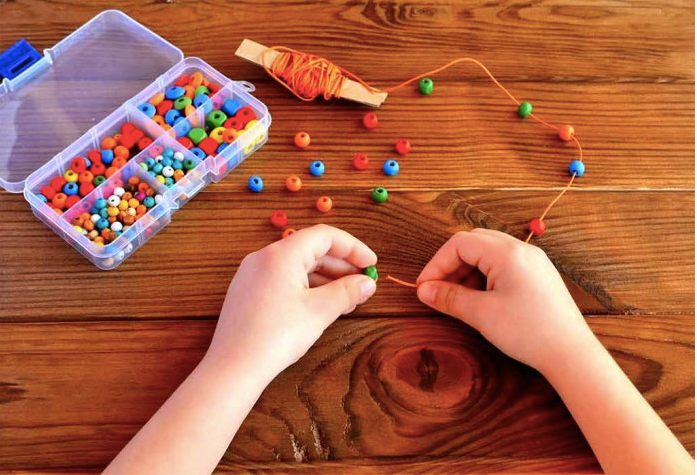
0,0,693,473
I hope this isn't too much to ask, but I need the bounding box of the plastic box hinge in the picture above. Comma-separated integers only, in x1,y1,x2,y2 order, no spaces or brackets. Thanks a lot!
0,39,42,82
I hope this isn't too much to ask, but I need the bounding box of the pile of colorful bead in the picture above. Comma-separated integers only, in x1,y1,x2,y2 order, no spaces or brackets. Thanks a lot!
138,71,259,159
70,175,162,246
36,123,154,214
138,146,198,188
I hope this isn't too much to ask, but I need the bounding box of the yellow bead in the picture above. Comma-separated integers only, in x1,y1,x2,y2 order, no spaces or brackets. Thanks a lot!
209,127,226,144
245,119,259,131
107,206,119,217
128,198,139,208
118,199,129,211
64,170,79,183
156,175,165,184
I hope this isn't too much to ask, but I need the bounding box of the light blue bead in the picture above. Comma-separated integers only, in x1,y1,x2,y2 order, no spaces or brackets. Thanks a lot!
96,218,110,230
222,98,242,116
163,147,175,158
165,86,185,100
383,159,400,176
190,148,206,160
172,160,183,170
37,194,47,203
84,157,92,168
138,103,156,117
165,109,182,126
569,160,585,177
248,175,264,192
94,198,107,209
165,177,174,187
101,149,114,165
143,196,155,208
153,163,163,174
145,158,156,169
148,171,157,177
99,208,109,219
161,157,173,167
309,160,325,177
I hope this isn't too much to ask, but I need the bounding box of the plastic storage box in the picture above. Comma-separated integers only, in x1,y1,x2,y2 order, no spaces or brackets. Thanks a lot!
0,10,271,269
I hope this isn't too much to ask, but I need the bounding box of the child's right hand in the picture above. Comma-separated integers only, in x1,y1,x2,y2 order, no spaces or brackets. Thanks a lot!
416,228,592,373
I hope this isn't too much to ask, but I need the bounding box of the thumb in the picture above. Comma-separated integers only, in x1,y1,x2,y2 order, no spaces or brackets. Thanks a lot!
309,274,377,324
417,280,489,329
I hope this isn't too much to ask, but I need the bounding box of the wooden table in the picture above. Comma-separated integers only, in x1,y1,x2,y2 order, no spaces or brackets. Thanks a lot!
1,1,693,472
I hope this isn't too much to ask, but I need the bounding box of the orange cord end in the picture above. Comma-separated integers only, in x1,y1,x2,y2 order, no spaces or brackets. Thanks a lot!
386,275,418,288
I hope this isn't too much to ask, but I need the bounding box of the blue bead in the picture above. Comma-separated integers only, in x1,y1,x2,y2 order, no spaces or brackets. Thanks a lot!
165,177,174,187
145,157,156,169
37,193,47,203
193,94,213,115
161,157,173,167
164,109,182,126
383,159,400,176
153,163,164,174
248,175,264,192
163,148,174,158
138,103,156,117
101,149,114,165
165,86,185,100
63,182,79,196
94,198,107,209
84,157,92,168
148,171,156,177
309,160,325,177
99,208,109,219
190,148,206,160
96,218,110,230
569,160,585,177
222,98,242,116
216,142,229,153
172,160,183,170
143,196,155,208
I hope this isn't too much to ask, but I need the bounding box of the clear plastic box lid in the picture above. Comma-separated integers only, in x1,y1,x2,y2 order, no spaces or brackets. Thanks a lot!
0,10,183,192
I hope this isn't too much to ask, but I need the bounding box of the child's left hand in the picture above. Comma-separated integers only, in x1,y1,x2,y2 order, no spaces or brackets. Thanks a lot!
207,224,378,381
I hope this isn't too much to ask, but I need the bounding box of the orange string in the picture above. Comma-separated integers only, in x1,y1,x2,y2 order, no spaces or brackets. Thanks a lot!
260,47,585,286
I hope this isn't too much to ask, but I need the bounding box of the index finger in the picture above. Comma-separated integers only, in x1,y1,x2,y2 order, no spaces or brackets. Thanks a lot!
417,230,501,284
281,224,377,272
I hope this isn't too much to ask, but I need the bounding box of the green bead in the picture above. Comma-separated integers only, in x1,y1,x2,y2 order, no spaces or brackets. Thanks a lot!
183,158,197,170
418,77,434,95
188,128,207,145
518,101,533,118
194,85,210,96
363,265,378,281
371,187,388,203
93,175,105,186
206,110,228,128
174,96,192,110
139,162,148,171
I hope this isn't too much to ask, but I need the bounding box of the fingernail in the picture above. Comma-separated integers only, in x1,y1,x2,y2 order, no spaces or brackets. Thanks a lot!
360,277,377,300
417,282,435,304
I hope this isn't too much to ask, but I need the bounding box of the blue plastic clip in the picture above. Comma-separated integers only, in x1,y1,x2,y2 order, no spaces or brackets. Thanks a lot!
0,39,42,81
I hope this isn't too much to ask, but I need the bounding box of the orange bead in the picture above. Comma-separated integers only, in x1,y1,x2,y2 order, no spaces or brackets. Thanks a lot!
101,136,117,150
136,205,147,216
559,125,575,142
105,166,118,178
285,175,302,192
183,85,195,99
83,220,95,231
152,115,165,126
112,156,127,169
282,228,296,239
71,215,84,226
79,212,91,222
184,104,196,117
149,92,165,106
128,176,141,186
190,71,204,88
122,192,133,201
93,236,105,245
173,169,185,182
114,145,130,159
294,131,311,149
223,128,238,143
51,193,67,210
316,196,332,213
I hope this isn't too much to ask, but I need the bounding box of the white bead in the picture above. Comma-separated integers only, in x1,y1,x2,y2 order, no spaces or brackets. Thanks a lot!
154,194,163,204
155,155,163,162
116,251,125,261
173,151,184,160
113,186,125,197
162,166,174,178
110,221,123,232
127,208,137,216
91,214,101,223
107,195,120,207
125,243,134,253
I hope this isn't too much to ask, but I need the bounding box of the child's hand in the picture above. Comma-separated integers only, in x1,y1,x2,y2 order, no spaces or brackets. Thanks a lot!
416,228,590,372
208,224,377,381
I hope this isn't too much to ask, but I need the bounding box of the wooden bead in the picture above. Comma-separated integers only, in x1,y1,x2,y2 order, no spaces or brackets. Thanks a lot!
316,196,333,213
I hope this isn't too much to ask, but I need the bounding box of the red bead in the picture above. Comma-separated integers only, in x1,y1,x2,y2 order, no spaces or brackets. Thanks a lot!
138,137,153,151
208,82,221,94
395,138,411,155
198,137,218,156
352,153,369,170
65,194,80,209
177,137,194,149
50,176,67,192
79,182,94,197
130,129,145,142
363,112,378,130
119,134,136,149
270,210,288,228
156,100,173,116
91,162,106,176
224,117,244,130
121,122,137,135
87,149,102,164
528,218,547,236
70,156,87,173
174,74,190,87
559,125,575,142
40,185,56,200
